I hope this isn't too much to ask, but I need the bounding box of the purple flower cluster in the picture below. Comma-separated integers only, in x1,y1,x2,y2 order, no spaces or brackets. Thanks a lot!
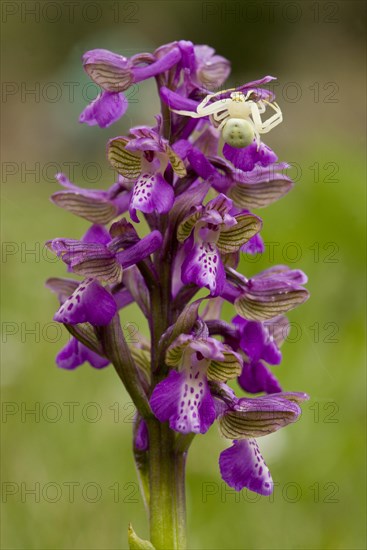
47,40,309,497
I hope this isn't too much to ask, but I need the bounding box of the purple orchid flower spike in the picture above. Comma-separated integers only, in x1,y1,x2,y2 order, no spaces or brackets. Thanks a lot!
107,121,186,222
150,333,242,434
47,39,311,548
214,384,309,494
177,194,262,296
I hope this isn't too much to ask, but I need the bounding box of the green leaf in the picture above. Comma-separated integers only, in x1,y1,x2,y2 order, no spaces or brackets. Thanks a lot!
216,214,262,254
108,138,142,179
128,524,155,550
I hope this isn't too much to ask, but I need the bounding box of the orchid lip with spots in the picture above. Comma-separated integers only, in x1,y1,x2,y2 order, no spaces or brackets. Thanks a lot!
46,39,310,549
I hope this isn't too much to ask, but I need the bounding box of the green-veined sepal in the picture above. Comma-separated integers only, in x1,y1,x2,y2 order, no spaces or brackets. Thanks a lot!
216,214,262,254
234,287,309,321
108,137,142,179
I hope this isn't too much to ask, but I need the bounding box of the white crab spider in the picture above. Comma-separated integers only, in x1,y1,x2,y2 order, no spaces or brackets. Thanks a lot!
173,88,283,149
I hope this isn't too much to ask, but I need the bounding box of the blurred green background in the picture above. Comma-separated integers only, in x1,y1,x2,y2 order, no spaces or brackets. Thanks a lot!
1,1,366,549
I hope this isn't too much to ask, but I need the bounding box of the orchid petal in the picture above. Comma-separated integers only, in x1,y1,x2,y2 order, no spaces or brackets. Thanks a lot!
56,337,109,370
79,91,128,128
181,238,225,297
129,173,174,222
219,439,273,495
54,278,117,325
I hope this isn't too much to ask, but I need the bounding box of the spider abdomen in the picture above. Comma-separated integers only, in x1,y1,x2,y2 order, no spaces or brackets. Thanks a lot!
222,119,254,148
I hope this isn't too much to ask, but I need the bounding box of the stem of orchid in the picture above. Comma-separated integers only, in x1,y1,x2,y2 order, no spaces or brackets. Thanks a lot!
148,419,186,549
100,316,151,419
174,451,187,548
147,234,187,548
155,75,172,141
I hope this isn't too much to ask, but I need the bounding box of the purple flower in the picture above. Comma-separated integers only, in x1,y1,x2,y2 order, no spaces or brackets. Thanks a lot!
150,334,242,434
46,223,161,325
80,45,183,126
177,194,262,296
83,47,182,92
222,265,309,321
51,173,131,224
79,90,128,128
216,388,309,494
47,39,312,522
219,439,273,495
56,336,109,370
210,159,293,210
53,277,117,325
46,273,133,368
107,122,186,222
155,41,230,97
47,223,162,284
222,141,278,173
162,76,282,166
194,45,231,90
232,315,290,394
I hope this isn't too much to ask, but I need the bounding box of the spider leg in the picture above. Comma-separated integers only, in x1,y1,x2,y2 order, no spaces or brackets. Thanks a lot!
196,97,232,116
249,102,264,128
258,101,283,132
256,100,266,114
250,101,283,134
202,87,237,101
171,92,219,117
217,117,230,132
171,109,206,118
211,110,230,125
253,127,261,150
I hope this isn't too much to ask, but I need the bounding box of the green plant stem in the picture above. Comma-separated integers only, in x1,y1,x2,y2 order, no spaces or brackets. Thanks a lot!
147,419,185,549
174,451,187,549
146,232,187,549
